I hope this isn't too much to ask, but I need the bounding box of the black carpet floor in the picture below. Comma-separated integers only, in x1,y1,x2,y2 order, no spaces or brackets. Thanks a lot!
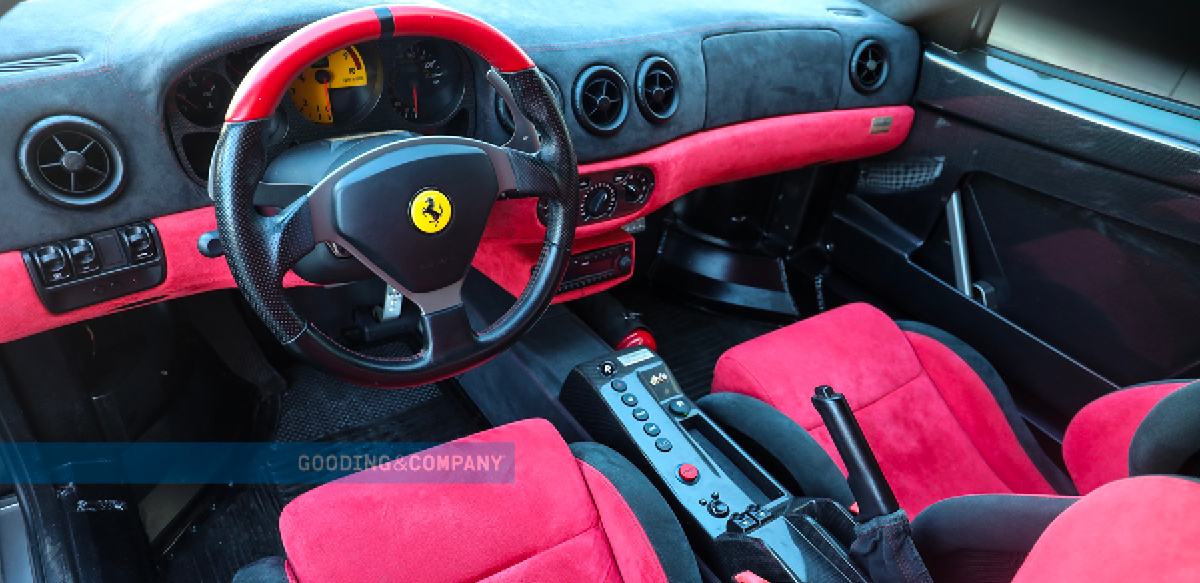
161,341,487,583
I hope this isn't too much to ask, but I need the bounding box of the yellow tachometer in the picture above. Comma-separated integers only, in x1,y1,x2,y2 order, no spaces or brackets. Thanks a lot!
288,45,375,125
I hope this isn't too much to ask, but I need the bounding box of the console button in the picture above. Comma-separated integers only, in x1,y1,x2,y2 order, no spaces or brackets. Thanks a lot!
610,379,627,392
654,438,672,452
620,394,638,407
598,361,617,377
65,238,100,276
708,499,730,518
668,398,692,417
632,408,649,421
731,512,758,531
33,244,72,284
121,225,156,263
643,423,661,437
678,463,699,484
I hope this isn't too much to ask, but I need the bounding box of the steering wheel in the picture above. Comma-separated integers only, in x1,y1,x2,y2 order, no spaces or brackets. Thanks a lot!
210,6,578,388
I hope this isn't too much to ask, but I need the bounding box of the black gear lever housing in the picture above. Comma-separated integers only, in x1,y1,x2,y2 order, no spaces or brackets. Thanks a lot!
811,385,900,521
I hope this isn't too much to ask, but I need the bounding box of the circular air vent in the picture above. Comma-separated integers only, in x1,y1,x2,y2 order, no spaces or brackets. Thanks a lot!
850,40,889,94
19,116,124,207
635,57,678,123
496,72,562,133
573,65,629,135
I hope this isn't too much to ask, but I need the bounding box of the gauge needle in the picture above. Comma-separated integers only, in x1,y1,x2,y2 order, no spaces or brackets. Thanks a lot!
178,95,200,109
412,83,419,118
324,82,332,121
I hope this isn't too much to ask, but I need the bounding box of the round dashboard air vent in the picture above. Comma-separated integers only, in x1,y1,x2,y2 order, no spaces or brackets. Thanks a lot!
496,72,563,133
19,116,125,207
573,65,629,135
850,40,889,94
635,57,678,123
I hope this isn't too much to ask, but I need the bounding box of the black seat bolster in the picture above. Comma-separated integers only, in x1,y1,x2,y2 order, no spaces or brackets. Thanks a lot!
697,392,854,507
912,494,1076,583
231,557,288,583
896,321,1078,496
569,442,702,583
1130,380,1200,478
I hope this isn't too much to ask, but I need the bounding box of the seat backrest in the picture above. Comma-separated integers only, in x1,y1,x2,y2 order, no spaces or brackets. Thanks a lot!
279,419,674,583
1011,475,1200,583
712,303,1057,515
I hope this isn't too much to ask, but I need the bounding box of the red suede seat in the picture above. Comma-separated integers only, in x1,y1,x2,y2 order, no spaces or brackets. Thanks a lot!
711,303,1193,515
272,419,687,583
1011,475,1200,582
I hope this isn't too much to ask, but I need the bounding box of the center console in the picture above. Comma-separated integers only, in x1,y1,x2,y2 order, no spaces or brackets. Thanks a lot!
561,348,870,582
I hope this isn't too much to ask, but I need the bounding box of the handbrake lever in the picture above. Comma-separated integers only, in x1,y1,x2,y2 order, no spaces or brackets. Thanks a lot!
811,385,899,521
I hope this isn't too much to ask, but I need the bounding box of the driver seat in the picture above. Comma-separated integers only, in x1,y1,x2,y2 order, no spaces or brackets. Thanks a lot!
232,418,701,583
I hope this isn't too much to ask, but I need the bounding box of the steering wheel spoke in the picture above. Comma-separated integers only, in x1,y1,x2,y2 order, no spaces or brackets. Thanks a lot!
263,196,318,279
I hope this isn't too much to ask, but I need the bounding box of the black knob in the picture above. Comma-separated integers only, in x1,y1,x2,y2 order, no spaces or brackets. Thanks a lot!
583,185,616,219
616,254,633,273
708,500,730,518
622,182,641,203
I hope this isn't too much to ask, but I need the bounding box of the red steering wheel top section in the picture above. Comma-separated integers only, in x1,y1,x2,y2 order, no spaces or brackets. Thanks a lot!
225,5,536,123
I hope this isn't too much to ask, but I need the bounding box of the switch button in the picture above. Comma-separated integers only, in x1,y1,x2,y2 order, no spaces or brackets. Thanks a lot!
122,225,156,263
678,463,699,484
34,244,72,284
65,238,100,275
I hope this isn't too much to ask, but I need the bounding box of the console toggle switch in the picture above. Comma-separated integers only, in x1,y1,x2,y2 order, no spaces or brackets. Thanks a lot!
621,393,638,407
65,238,100,275
748,503,770,523
677,463,699,484
668,397,692,417
34,244,72,284
610,379,628,392
632,408,649,421
643,422,661,437
708,497,730,518
122,224,156,263
654,437,672,452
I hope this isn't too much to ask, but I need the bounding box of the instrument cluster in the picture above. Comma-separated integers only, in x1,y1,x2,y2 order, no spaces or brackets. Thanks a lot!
165,37,475,184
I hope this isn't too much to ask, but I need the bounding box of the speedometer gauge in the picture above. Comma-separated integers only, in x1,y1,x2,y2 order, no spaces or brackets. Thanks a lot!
390,40,465,125
288,44,380,125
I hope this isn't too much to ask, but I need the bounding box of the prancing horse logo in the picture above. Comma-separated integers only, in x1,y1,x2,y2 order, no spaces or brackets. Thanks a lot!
409,189,452,234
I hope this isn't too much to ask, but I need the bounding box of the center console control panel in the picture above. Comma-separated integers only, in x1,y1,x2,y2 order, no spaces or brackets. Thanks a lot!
561,348,869,583
22,222,166,313
538,166,654,225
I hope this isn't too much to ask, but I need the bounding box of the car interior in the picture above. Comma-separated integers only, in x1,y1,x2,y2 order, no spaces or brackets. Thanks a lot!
0,0,1198,581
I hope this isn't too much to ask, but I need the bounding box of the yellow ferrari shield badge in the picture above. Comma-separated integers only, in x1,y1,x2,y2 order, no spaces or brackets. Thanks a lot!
409,189,452,234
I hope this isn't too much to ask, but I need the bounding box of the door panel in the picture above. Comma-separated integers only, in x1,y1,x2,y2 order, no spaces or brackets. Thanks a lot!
823,46,1200,427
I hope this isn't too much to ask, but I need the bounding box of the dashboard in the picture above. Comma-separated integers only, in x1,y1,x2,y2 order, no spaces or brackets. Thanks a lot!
0,0,919,342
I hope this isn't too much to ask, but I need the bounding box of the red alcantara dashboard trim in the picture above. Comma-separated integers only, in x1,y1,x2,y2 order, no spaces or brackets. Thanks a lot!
0,106,912,344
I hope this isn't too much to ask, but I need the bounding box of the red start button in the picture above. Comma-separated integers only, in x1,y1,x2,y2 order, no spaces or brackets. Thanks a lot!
678,463,699,484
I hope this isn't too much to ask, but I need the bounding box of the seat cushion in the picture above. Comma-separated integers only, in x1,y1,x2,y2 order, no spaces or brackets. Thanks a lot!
1011,476,1200,583
712,303,1056,515
911,494,1077,583
1063,380,1195,494
279,418,670,583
